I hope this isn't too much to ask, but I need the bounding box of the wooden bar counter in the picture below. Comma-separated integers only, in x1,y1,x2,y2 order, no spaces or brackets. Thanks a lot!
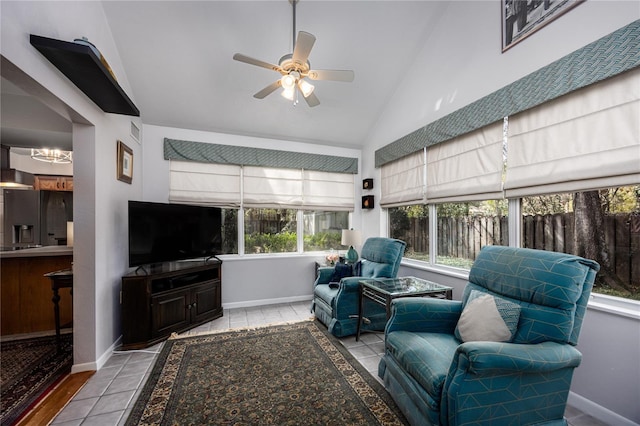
1,246,73,336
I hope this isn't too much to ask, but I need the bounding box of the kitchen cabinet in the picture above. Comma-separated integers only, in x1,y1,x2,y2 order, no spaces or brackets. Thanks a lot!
35,175,73,191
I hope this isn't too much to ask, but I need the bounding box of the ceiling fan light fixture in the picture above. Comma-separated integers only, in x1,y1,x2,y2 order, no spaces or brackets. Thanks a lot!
298,79,314,97
281,73,296,90
281,87,295,100
232,0,354,107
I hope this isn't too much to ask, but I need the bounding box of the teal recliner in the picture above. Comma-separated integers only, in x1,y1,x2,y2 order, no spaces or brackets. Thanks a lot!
378,246,600,426
312,237,406,337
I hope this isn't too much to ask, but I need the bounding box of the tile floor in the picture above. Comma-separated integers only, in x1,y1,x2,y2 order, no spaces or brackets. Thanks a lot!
50,301,606,426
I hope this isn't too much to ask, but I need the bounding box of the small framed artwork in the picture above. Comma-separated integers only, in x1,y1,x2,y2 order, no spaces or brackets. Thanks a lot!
117,140,133,184
362,195,374,209
502,0,584,52
363,178,373,190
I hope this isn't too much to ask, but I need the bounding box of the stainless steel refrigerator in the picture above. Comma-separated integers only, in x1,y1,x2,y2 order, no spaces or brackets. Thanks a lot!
2,189,73,249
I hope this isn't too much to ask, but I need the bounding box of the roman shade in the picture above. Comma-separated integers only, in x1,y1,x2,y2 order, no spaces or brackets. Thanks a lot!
504,67,640,197
169,161,241,207
242,166,303,208
166,138,357,210
380,149,425,207
426,121,504,202
170,162,355,211
243,167,354,210
302,170,355,211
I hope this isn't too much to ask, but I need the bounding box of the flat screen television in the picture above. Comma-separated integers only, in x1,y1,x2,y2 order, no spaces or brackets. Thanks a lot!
128,200,222,267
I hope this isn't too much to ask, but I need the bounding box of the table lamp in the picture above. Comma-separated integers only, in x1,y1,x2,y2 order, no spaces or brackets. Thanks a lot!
341,229,362,264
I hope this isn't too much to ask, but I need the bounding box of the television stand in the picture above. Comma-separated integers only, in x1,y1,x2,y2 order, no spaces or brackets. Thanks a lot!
120,259,222,350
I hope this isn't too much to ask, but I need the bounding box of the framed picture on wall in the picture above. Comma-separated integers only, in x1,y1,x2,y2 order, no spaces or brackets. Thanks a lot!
502,0,584,52
117,140,133,184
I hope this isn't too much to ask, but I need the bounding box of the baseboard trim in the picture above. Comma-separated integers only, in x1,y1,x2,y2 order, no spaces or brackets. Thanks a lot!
71,335,123,373
223,295,313,310
568,391,638,426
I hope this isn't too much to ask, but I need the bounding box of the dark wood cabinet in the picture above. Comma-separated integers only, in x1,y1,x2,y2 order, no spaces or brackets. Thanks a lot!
121,260,222,349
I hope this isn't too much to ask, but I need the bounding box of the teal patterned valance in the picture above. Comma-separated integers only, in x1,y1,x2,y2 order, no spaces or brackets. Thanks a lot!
375,19,640,167
164,138,358,174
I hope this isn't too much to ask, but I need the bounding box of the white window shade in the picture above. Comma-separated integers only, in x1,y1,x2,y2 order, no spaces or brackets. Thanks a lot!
380,149,425,207
169,161,241,207
505,68,640,198
303,170,354,211
243,166,304,209
426,122,504,202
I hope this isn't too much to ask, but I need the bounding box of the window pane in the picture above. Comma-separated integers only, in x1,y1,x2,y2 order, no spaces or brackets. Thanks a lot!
303,211,348,252
220,208,238,254
436,201,508,269
244,208,297,254
522,185,640,301
389,205,429,261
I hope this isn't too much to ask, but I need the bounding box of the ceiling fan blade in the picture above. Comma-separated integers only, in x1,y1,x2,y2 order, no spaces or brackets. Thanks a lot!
302,90,320,108
254,80,282,99
233,53,283,73
292,31,316,66
307,69,355,82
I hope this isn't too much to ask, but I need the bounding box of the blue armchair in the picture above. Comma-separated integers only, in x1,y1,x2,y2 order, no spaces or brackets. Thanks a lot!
312,237,406,337
378,246,600,426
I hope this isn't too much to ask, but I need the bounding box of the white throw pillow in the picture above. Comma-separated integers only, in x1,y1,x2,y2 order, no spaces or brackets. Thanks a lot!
455,290,521,343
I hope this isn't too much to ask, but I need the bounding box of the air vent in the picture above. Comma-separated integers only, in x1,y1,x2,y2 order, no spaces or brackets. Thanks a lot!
130,121,141,144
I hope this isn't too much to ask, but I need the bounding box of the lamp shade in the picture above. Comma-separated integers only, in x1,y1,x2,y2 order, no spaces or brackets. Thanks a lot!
341,229,362,247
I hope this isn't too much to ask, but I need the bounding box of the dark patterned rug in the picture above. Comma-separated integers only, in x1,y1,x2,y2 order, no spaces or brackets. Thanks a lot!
126,320,407,425
1,333,73,426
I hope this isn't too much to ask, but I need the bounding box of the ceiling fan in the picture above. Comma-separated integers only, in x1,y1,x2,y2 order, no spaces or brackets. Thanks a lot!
233,0,354,107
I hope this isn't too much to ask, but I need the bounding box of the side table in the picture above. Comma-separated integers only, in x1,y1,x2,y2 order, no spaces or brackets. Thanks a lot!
357,276,452,341
44,268,73,350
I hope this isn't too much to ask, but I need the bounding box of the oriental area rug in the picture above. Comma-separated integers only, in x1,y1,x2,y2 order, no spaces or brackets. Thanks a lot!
0,333,73,426
126,320,407,425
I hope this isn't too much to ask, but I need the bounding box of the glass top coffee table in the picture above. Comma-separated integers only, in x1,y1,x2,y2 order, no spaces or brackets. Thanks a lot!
357,276,453,340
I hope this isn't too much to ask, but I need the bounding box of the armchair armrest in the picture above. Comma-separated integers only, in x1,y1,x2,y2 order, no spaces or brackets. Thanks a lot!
314,266,336,286
386,298,463,335
454,341,582,375
337,276,364,292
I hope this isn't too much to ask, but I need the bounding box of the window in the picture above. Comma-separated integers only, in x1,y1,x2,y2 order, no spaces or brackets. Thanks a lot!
436,200,508,269
522,185,640,300
169,159,355,255
244,208,297,254
303,210,348,252
389,205,429,262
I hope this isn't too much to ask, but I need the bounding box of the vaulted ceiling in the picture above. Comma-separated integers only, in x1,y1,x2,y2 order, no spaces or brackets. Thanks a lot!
2,1,445,152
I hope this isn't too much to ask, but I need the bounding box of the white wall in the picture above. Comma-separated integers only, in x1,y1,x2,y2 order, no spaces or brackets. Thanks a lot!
1,1,143,371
